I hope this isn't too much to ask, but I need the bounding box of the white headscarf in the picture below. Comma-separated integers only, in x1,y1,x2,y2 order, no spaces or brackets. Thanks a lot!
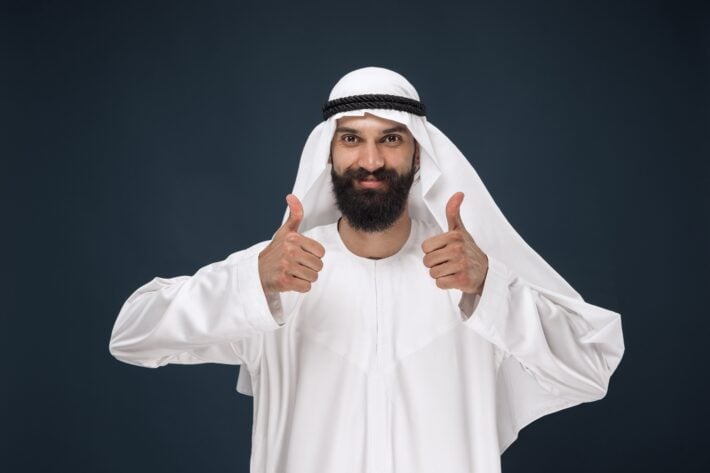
282,66,581,299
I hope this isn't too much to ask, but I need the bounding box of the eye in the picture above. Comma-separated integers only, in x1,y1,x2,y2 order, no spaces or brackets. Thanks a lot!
341,134,358,143
383,134,402,144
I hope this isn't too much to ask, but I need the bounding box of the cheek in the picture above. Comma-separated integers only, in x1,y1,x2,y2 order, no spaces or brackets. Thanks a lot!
330,152,358,173
388,148,416,171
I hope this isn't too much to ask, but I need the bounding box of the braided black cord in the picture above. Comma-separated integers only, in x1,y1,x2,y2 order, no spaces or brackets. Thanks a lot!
322,94,426,120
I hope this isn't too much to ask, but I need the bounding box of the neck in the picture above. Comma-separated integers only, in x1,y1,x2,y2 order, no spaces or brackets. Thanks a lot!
338,208,412,260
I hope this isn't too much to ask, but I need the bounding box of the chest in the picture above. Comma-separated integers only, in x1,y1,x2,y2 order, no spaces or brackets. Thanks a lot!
290,252,464,372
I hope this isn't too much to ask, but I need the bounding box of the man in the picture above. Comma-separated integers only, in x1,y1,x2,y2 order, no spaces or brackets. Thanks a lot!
109,67,625,473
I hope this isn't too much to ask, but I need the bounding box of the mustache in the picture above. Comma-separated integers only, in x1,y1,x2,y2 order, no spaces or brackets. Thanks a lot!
340,167,400,181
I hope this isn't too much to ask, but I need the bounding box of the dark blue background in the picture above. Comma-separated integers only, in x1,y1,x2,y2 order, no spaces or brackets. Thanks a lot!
3,0,708,471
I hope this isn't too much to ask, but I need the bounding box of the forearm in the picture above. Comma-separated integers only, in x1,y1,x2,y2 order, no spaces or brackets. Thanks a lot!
109,240,282,368
461,256,625,402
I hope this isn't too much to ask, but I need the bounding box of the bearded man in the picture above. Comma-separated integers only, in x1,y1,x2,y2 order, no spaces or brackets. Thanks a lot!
109,67,625,473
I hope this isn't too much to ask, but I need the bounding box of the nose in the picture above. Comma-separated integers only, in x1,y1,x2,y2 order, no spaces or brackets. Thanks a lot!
357,141,385,173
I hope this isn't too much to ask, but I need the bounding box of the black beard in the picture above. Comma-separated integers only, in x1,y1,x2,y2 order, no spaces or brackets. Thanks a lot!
330,159,416,232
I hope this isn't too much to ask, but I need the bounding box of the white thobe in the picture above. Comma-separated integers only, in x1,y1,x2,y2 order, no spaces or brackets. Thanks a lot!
109,218,624,473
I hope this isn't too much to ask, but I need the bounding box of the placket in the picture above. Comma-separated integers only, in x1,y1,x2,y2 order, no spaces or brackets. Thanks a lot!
366,259,393,473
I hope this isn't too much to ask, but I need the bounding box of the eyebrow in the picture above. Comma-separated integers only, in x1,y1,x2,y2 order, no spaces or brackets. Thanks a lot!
335,125,408,134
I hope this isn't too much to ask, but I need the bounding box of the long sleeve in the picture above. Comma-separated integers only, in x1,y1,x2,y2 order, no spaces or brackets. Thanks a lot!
109,240,286,369
459,255,625,404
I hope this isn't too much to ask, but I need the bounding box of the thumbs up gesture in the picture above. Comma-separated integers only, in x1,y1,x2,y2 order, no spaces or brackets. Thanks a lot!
421,192,489,295
258,194,326,293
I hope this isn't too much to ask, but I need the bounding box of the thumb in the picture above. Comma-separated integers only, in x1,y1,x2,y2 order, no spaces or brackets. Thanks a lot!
446,192,465,231
283,194,304,233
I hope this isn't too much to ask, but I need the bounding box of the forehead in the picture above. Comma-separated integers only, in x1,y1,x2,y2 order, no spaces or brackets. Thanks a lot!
335,112,411,134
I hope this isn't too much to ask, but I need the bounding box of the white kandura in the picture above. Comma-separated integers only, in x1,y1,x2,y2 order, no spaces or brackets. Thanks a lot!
109,66,625,473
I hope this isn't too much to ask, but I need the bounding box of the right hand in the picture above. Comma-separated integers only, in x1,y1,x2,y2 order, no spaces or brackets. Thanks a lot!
258,194,326,293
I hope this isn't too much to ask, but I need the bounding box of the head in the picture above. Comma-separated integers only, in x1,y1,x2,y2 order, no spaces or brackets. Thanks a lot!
329,112,420,232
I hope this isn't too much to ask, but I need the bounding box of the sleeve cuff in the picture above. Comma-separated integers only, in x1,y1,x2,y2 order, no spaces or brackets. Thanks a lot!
460,255,513,347
235,246,284,332
459,255,510,320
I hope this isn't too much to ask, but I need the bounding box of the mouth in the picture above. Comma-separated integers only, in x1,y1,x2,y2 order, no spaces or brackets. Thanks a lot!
357,178,385,189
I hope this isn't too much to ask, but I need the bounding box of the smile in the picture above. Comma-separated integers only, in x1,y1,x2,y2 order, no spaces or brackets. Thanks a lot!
357,179,384,189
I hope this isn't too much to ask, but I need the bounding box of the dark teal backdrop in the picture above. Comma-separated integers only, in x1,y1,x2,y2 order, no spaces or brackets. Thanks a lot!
3,0,708,472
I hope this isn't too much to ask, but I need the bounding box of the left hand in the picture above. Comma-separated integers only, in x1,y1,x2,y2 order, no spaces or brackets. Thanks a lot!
421,192,489,295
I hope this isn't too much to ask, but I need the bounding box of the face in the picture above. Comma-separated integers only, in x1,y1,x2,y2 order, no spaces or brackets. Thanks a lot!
329,112,420,232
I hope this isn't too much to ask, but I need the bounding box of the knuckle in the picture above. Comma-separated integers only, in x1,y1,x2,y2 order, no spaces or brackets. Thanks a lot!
277,273,289,285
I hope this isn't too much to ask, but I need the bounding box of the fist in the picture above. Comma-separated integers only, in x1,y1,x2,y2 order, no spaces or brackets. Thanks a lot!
258,194,326,293
421,192,489,295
